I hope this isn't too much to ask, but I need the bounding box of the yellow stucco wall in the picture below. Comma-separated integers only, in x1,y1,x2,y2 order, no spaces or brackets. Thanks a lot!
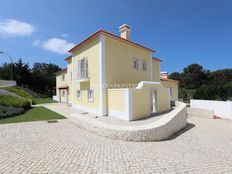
105,36,152,86
130,85,170,120
107,89,125,111
56,72,68,102
67,61,72,103
161,81,178,101
152,59,160,82
131,89,150,120
156,87,170,112
71,37,100,108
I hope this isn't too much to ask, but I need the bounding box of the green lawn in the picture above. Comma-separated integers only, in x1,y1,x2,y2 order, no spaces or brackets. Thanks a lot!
34,97,57,104
0,106,65,124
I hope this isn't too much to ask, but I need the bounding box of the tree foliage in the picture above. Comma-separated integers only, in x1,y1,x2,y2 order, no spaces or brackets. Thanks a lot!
0,59,61,96
169,64,232,101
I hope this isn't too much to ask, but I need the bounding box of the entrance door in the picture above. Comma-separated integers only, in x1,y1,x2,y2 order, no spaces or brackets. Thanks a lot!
151,90,157,113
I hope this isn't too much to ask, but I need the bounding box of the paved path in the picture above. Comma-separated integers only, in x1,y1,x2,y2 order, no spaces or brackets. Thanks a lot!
38,103,166,126
0,117,232,173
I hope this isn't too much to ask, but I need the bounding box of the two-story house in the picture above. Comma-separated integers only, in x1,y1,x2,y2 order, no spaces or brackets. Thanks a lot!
54,24,178,121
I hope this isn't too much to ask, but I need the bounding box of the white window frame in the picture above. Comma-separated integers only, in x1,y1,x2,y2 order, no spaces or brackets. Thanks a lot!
88,89,94,102
142,60,147,71
78,57,88,80
133,58,139,70
77,90,81,100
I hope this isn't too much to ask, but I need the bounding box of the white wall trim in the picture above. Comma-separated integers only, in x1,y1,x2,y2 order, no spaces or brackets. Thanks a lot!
136,81,161,89
125,89,132,121
72,103,102,116
150,53,153,81
99,35,107,116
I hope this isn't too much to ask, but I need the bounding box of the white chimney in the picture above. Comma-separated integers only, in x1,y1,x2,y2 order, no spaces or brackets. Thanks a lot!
119,24,131,40
160,71,168,79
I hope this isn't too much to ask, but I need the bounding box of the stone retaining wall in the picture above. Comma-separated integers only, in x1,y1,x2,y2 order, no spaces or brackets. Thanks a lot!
187,108,214,119
69,101,187,141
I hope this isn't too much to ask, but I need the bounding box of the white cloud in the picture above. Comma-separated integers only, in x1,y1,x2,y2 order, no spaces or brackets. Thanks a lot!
40,38,75,54
0,19,35,36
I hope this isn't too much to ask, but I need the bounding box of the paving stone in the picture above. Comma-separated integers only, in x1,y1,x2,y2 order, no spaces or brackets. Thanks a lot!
0,117,231,173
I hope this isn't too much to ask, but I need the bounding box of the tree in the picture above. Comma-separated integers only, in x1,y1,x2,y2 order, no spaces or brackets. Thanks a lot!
14,58,30,87
0,63,12,80
30,63,61,95
169,72,184,87
183,64,208,89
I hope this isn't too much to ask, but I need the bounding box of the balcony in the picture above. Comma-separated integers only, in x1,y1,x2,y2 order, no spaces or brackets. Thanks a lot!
77,69,89,82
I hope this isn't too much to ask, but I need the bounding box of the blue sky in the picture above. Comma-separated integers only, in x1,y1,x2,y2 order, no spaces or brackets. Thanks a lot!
0,0,231,73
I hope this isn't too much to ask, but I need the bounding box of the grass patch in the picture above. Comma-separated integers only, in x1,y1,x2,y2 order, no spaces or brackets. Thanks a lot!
33,97,57,104
0,106,65,124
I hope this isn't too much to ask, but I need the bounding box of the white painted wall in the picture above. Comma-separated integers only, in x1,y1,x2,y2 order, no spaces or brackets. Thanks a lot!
190,99,232,120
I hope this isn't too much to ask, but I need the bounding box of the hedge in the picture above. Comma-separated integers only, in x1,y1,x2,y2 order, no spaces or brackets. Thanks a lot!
0,95,31,109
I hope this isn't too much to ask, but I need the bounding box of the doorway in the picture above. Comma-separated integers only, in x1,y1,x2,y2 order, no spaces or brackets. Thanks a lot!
151,90,157,113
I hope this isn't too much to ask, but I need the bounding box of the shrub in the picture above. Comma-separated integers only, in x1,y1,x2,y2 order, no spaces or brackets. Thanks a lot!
0,105,24,119
0,95,31,109
3,86,35,104
4,86,33,99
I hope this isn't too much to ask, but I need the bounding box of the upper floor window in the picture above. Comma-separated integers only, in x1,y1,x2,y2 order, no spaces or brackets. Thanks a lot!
62,75,65,81
78,58,88,79
142,60,147,71
88,89,94,102
77,90,81,100
133,58,139,70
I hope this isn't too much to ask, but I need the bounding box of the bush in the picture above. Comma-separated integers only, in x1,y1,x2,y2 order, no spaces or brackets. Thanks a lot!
0,95,31,109
3,86,35,103
0,105,24,119
4,86,33,99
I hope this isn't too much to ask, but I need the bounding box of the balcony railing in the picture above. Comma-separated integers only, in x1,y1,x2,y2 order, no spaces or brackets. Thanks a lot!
78,69,89,81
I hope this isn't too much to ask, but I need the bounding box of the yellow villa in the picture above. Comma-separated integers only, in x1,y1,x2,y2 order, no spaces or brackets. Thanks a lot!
53,24,178,121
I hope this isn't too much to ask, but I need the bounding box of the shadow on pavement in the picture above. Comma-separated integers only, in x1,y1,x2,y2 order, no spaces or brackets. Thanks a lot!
164,123,195,141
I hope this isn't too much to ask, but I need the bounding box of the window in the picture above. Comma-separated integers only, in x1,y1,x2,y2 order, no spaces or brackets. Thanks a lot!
133,58,139,70
77,90,81,100
62,75,65,81
142,60,147,71
78,58,88,79
169,87,173,96
88,90,94,102
62,90,65,97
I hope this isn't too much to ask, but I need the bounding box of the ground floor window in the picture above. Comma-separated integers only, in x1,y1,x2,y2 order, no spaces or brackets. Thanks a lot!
77,90,81,100
88,90,94,102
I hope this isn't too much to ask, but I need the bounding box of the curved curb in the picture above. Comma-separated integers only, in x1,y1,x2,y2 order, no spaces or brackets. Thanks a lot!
68,102,187,142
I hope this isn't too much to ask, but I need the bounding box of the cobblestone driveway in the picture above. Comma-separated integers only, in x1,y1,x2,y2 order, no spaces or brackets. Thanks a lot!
0,117,231,174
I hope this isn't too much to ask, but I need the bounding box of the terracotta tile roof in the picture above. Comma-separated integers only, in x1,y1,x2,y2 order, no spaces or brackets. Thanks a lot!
64,55,72,61
54,68,67,75
152,57,163,62
58,84,69,89
160,77,179,83
69,30,155,53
